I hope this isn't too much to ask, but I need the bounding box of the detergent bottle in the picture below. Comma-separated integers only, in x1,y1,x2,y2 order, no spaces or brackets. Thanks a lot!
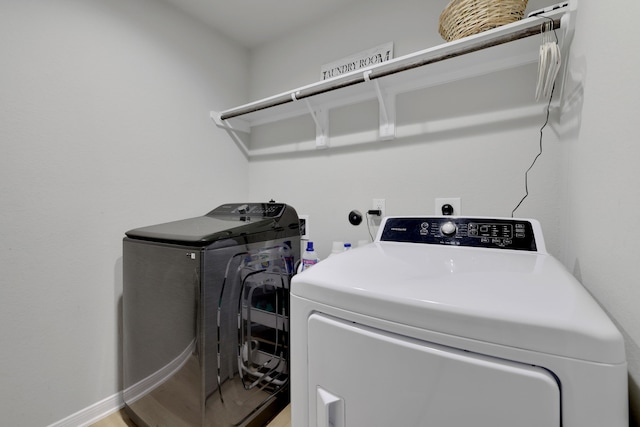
301,241,320,271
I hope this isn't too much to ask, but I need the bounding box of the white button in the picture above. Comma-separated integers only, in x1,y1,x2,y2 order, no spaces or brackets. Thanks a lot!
441,221,457,236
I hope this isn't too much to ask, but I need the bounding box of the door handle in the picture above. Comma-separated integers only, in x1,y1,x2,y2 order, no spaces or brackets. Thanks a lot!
317,387,344,427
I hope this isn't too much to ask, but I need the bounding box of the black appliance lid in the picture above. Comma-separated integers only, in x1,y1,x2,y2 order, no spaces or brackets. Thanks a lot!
124,202,297,245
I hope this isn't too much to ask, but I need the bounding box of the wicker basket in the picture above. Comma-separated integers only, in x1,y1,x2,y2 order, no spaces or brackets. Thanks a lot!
439,0,529,42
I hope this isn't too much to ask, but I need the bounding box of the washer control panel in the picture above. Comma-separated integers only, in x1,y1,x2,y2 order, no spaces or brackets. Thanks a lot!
207,202,285,218
380,217,538,251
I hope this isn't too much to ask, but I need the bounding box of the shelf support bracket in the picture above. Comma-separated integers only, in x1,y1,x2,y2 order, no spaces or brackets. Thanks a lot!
303,98,329,149
210,111,251,134
364,71,396,140
210,111,251,158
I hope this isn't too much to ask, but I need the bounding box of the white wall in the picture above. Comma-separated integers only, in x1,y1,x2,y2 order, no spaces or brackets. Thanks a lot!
0,1,248,425
247,0,638,422
248,0,562,256
560,0,640,423
2,0,638,425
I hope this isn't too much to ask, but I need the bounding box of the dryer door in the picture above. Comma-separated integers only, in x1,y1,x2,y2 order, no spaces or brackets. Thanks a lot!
307,314,560,427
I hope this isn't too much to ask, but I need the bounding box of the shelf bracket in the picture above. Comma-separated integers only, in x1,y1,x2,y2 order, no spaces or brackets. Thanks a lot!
210,111,251,157
210,111,251,134
364,71,396,140
303,98,329,149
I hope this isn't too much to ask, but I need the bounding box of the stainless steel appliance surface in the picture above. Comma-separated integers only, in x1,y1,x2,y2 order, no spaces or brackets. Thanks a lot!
123,202,300,427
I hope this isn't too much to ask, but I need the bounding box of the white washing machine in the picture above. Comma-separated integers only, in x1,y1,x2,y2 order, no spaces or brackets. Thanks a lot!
290,216,628,427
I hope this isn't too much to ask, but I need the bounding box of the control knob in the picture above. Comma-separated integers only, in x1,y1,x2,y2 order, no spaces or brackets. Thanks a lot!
440,221,457,237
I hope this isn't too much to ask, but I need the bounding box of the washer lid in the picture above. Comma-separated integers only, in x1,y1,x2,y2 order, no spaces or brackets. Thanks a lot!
291,241,625,364
125,202,299,245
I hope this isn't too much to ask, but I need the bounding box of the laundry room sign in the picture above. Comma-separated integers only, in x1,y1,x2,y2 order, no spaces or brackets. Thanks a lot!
320,42,394,80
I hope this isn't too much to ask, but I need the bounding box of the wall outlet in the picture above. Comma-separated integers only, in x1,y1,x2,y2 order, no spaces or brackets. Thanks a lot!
435,198,461,216
372,198,386,218
299,215,309,240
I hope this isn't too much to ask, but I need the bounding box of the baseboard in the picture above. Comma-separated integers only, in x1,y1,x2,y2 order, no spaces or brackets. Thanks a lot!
122,339,195,405
47,341,195,427
46,392,124,427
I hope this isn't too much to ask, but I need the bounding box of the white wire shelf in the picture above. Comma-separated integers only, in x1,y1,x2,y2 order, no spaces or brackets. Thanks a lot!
212,4,575,157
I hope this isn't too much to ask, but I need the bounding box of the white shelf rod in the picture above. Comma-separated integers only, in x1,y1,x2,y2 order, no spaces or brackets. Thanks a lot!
218,16,562,122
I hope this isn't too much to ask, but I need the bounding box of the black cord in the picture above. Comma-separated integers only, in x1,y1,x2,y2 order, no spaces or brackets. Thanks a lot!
511,17,558,218
365,213,375,241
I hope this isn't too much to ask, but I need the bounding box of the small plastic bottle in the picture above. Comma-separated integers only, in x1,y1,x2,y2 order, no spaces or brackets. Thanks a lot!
343,243,352,251
301,241,320,271
329,241,344,257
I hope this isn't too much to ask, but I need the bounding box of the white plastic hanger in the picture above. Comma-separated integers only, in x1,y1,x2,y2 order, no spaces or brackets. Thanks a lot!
536,20,562,101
